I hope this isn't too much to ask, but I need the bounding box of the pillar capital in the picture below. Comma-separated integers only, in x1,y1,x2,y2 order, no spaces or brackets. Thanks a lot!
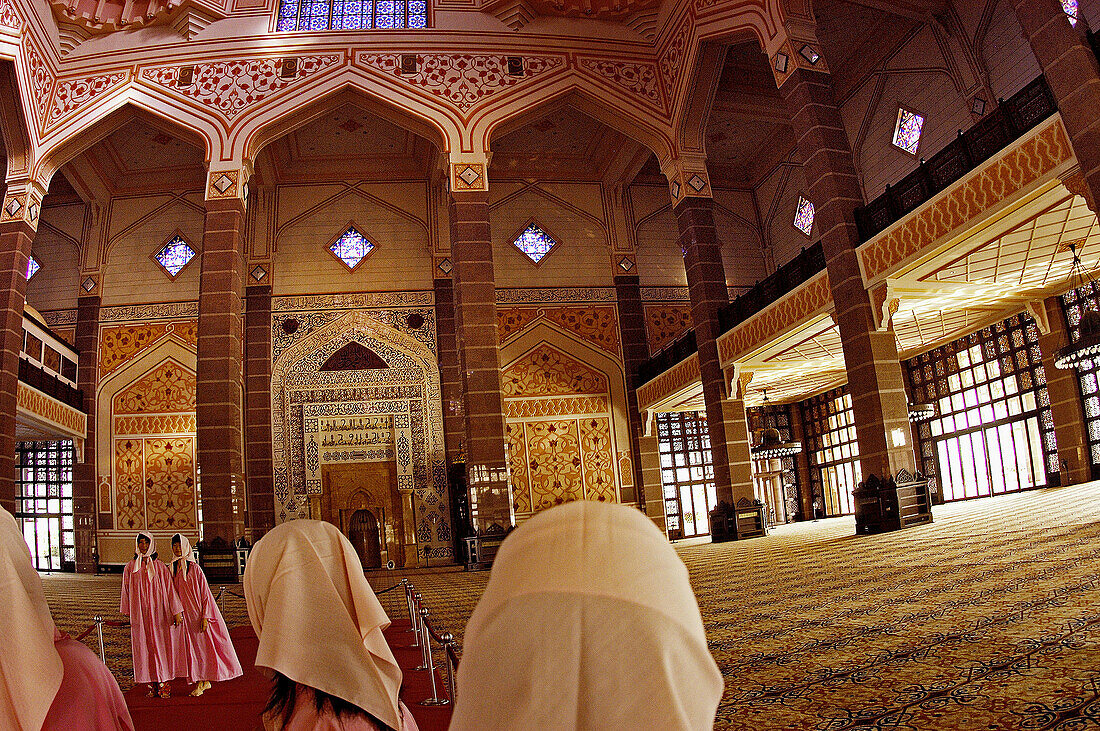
206,163,252,205
771,16,829,88
660,154,712,204
0,179,46,232
449,151,490,194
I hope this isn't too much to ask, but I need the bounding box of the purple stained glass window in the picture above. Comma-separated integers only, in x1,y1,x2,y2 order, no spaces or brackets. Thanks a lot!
892,108,925,154
154,236,196,278
793,197,814,236
276,0,423,28
513,223,557,264
25,256,39,280
1063,0,1078,24
330,227,374,269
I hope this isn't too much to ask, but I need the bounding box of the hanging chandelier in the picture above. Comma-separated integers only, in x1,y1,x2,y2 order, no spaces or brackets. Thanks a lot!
750,390,803,459
1055,242,1100,370
908,403,936,422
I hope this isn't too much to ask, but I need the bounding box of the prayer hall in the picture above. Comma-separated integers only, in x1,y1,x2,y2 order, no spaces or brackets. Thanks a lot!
1,0,1100,727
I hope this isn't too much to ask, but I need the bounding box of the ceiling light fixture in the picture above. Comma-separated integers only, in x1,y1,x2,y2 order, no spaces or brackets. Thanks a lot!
1055,242,1100,370
908,403,936,422
750,390,803,459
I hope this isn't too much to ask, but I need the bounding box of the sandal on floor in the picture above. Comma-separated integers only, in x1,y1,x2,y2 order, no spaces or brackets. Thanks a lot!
190,682,210,697
157,683,171,699
145,685,157,698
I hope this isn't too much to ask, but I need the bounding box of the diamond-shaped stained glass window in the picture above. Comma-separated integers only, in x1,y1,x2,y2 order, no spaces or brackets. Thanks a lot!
154,236,196,278
330,227,374,270
892,108,925,154
26,255,40,281
793,197,815,236
513,223,557,265
1063,0,1078,24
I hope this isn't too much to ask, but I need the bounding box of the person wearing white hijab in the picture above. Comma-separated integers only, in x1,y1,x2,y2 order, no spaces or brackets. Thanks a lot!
0,506,133,730
243,519,418,731
169,533,242,696
450,500,724,731
121,532,184,697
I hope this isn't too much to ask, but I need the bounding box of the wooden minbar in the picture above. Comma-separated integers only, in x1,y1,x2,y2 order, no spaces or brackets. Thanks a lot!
853,469,933,535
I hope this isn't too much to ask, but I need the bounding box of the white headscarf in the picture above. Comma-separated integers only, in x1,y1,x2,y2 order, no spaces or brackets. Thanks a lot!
0,507,64,731
133,532,156,575
451,501,724,731
243,520,402,730
170,533,196,579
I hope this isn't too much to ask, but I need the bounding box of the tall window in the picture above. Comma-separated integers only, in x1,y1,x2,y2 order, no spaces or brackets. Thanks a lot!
277,0,427,30
15,441,75,571
906,313,1056,501
1062,283,1100,469
1063,0,1078,25
892,108,925,155
800,387,861,516
656,411,716,539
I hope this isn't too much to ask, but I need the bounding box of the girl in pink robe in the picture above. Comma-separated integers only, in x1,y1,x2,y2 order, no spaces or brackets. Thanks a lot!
0,506,134,730
121,532,184,697
169,533,243,696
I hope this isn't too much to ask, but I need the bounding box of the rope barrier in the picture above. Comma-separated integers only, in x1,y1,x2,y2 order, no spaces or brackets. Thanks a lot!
402,579,459,707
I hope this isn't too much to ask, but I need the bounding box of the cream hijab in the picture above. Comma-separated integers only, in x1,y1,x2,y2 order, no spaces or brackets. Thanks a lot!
451,501,724,731
0,507,64,731
170,533,196,579
132,532,156,576
243,520,402,729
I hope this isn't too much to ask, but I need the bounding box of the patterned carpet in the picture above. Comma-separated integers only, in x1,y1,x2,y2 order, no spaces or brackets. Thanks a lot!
41,481,1100,729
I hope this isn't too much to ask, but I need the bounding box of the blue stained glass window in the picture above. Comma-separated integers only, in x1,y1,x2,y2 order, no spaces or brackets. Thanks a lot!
793,197,814,236
1063,0,1078,25
276,0,423,28
26,256,39,280
154,236,196,278
513,223,557,264
892,108,925,154
330,227,374,270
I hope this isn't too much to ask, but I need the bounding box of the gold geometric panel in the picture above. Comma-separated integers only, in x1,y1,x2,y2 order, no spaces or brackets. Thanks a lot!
506,422,531,514
644,304,693,355
526,419,584,510
100,320,198,378
114,438,145,531
113,359,196,414
580,416,616,502
497,305,621,357
502,343,607,397
143,436,196,530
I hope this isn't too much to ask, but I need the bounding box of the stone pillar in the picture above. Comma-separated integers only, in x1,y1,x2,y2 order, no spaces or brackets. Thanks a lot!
723,376,755,507
614,274,648,506
449,190,511,534
1037,295,1092,484
244,284,274,540
1013,0,1100,211
433,277,465,467
779,68,916,479
72,294,100,572
0,184,40,513
671,192,754,506
196,192,247,543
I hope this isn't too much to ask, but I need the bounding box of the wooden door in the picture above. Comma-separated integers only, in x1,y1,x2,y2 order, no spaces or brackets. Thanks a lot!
348,509,382,568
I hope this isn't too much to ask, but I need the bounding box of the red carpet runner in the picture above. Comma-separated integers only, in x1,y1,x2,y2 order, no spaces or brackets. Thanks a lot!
125,622,453,730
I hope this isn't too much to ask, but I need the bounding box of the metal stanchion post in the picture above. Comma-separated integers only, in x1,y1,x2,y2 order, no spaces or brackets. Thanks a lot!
416,608,432,671
95,616,105,664
403,580,416,633
441,632,457,703
420,621,448,706
412,593,423,646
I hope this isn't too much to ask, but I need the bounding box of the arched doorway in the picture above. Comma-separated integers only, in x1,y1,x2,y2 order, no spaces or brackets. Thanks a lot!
348,509,382,568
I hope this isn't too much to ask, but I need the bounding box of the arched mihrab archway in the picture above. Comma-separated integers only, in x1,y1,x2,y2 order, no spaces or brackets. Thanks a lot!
270,308,451,563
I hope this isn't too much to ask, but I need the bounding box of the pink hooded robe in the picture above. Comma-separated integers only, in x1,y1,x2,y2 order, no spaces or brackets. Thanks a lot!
121,533,184,684
169,533,243,683
0,506,133,731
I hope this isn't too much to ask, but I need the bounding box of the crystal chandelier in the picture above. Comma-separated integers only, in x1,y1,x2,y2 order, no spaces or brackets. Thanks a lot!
1055,242,1100,370
908,403,936,422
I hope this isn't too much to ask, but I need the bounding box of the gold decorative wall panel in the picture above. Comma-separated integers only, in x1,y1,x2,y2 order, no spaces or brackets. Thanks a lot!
113,359,197,414
99,320,198,378
497,306,621,358
644,304,693,355
502,342,621,517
